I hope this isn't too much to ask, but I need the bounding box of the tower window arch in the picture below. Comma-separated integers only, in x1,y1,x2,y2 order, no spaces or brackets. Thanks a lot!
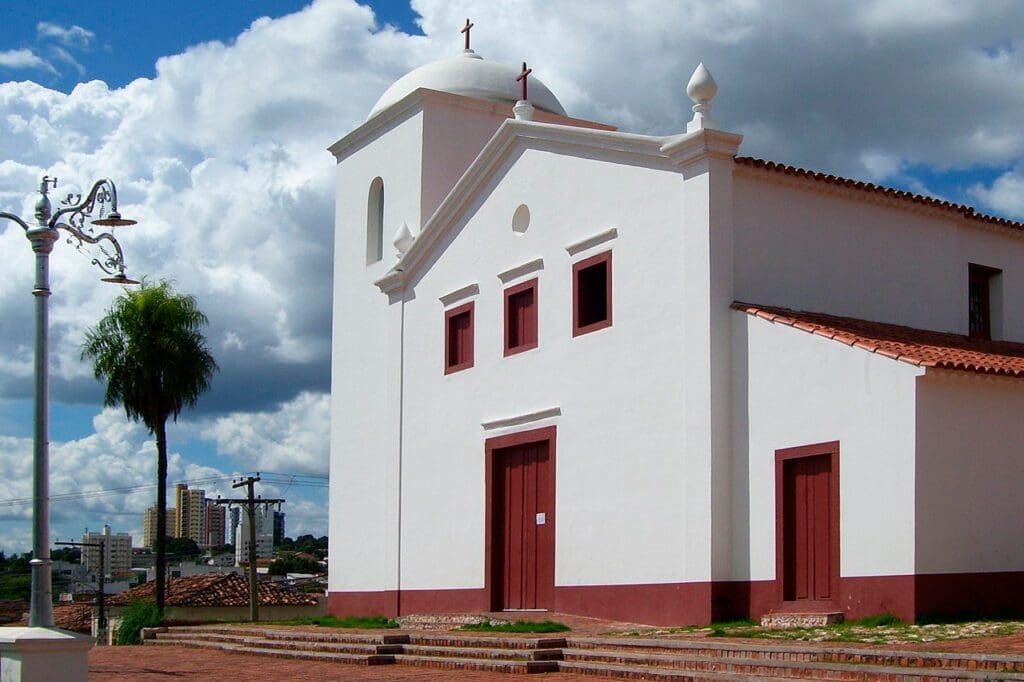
366,177,384,264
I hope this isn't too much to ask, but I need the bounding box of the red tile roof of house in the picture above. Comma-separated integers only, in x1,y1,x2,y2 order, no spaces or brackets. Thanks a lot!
107,573,318,608
734,157,1024,233
732,302,1024,378
11,603,92,633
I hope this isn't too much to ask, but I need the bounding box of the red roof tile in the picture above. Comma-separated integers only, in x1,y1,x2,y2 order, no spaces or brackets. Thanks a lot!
107,573,318,608
732,302,1024,378
734,157,1024,233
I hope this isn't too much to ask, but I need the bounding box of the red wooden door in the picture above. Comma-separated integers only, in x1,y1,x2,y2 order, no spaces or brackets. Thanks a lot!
493,441,553,610
782,454,833,601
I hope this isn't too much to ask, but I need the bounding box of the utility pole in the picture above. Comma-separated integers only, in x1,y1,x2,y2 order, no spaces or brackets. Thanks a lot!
214,475,283,622
57,540,105,641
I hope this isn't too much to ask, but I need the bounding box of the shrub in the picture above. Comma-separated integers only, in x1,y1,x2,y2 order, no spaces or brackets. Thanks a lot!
115,601,163,645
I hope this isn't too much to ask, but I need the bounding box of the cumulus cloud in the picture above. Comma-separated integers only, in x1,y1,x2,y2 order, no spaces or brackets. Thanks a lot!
970,167,1024,219
36,22,95,49
0,397,328,552
2,0,1024,550
199,392,330,476
0,49,56,75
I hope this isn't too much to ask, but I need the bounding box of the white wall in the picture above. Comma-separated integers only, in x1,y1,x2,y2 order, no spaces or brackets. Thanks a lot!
397,146,706,590
915,373,1024,573
328,111,424,592
735,311,923,581
733,172,1024,341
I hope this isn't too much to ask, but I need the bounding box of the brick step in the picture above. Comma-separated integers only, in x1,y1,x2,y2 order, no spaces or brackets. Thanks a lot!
568,637,1024,674
226,644,395,666
408,633,568,649
157,625,409,645
556,660,792,681
561,648,1024,681
402,643,562,662
148,637,392,665
152,629,404,655
396,653,559,674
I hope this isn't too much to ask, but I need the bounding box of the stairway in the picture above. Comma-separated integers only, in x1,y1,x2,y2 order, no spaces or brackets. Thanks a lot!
143,625,1024,680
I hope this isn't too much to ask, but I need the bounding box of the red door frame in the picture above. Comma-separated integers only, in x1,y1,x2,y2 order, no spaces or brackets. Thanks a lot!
485,426,556,611
774,441,840,610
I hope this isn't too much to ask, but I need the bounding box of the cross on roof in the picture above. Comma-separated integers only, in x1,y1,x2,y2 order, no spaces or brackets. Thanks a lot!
516,62,532,101
461,18,474,50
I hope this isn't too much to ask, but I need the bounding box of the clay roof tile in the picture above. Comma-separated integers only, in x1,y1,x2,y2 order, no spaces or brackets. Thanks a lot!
732,302,1024,378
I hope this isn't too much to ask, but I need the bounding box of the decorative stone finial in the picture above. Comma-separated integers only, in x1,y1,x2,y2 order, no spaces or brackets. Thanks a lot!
393,222,415,255
686,62,718,133
513,100,535,121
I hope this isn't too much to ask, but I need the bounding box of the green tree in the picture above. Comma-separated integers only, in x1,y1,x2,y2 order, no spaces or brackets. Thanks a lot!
165,537,202,559
81,280,217,612
268,553,323,576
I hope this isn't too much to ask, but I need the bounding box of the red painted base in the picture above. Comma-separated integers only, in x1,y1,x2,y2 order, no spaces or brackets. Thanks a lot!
328,571,1024,625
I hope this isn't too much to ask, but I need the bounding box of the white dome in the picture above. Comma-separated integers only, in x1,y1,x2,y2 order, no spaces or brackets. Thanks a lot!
368,50,567,120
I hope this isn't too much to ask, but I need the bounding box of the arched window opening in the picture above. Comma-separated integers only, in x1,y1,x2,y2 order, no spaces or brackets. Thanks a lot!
366,177,384,264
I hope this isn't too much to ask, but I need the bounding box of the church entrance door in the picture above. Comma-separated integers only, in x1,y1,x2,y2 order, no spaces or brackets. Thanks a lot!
775,443,839,607
489,434,554,611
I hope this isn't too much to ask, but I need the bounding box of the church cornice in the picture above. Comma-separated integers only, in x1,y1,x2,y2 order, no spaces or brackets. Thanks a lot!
376,121,738,295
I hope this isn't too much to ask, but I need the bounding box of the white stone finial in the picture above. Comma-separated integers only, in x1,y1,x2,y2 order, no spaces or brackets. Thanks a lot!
513,100,535,121
686,62,718,133
393,222,415,255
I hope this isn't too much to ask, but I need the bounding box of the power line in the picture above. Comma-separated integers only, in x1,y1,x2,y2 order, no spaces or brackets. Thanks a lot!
0,472,326,509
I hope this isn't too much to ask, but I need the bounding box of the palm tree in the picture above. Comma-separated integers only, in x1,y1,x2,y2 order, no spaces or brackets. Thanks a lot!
82,280,218,612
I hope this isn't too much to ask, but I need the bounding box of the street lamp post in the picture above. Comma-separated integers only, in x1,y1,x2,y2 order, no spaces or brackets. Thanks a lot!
0,176,137,628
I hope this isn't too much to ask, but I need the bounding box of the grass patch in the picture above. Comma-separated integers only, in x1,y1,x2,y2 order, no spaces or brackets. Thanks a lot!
848,613,904,627
270,615,399,629
460,620,569,633
115,601,163,645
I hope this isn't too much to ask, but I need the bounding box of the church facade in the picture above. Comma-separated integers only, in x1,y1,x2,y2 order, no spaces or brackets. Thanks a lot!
326,45,1024,625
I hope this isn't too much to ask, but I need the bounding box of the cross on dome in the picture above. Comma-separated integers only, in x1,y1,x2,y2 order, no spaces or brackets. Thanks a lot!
460,18,474,51
516,62,533,101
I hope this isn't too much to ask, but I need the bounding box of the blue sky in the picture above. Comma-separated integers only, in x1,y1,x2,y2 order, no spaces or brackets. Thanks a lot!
1,0,1023,554
2,1,422,92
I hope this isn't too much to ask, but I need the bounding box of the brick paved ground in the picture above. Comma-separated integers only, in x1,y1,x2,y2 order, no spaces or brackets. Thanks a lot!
87,645,593,681
86,611,1024,680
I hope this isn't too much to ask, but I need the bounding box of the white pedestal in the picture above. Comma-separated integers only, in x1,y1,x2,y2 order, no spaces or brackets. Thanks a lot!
0,627,93,682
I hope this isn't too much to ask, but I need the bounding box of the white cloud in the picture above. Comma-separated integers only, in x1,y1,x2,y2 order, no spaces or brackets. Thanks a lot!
51,46,86,78
970,168,1024,219
0,407,231,551
36,22,95,48
199,392,330,476
0,395,328,553
2,0,1024,547
0,49,56,75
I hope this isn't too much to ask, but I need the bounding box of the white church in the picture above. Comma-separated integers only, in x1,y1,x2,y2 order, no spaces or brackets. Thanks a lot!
326,33,1024,625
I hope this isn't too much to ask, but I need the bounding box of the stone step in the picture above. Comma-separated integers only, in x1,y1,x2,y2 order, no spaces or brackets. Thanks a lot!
567,636,1024,674
761,612,844,628
396,653,559,674
397,613,504,630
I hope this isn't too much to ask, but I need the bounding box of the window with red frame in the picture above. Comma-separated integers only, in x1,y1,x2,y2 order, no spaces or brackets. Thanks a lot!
969,263,1000,340
504,278,538,356
444,302,474,374
573,251,612,336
